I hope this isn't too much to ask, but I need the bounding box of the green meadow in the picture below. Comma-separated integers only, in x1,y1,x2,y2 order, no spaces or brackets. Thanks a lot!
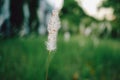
0,35,120,80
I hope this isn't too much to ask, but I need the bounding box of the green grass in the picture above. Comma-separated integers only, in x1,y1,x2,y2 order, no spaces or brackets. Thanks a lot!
0,35,120,80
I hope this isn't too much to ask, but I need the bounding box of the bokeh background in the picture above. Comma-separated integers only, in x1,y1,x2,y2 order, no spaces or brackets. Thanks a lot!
0,0,120,80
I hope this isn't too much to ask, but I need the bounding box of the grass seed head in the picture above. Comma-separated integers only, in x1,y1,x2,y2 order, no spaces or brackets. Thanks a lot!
46,9,61,52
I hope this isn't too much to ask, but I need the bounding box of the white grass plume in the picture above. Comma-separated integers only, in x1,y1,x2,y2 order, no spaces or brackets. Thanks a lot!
46,9,61,52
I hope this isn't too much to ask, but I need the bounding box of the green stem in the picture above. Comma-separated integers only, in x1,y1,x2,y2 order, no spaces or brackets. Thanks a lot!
46,51,51,80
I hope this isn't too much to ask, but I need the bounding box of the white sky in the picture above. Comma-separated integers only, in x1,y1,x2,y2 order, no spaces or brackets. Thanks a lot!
78,0,102,16
76,0,115,20
46,0,64,10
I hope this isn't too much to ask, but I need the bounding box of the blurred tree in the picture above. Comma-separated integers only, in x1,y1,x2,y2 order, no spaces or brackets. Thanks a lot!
28,0,39,32
10,0,24,35
102,0,120,38
60,0,87,33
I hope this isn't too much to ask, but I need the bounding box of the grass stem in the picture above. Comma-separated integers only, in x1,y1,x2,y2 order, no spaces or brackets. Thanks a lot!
46,51,51,80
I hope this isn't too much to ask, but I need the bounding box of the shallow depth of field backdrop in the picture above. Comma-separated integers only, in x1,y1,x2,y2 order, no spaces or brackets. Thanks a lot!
0,0,120,80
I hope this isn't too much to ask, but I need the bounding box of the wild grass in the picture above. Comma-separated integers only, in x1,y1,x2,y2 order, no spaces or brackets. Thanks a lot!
0,35,120,80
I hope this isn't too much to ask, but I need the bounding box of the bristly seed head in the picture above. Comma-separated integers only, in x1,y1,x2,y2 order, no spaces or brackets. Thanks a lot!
46,9,61,52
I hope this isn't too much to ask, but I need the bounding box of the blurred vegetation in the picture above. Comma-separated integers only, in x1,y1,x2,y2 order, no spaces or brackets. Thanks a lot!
61,0,86,26
0,35,120,80
60,0,120,38
0,0,120,38
102,0,120,38
60,0,88,34
0,0,120,80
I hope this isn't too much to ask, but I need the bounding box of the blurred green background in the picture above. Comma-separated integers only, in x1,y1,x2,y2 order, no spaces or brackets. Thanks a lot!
0,0,120,80
0,36,120,80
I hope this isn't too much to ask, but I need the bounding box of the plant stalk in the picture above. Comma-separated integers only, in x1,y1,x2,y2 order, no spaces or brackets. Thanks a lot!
46,52,51,80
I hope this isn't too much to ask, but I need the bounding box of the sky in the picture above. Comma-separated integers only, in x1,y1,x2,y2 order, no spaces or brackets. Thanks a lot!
77,0,115,20
77,0,102,16
46,0,64,10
